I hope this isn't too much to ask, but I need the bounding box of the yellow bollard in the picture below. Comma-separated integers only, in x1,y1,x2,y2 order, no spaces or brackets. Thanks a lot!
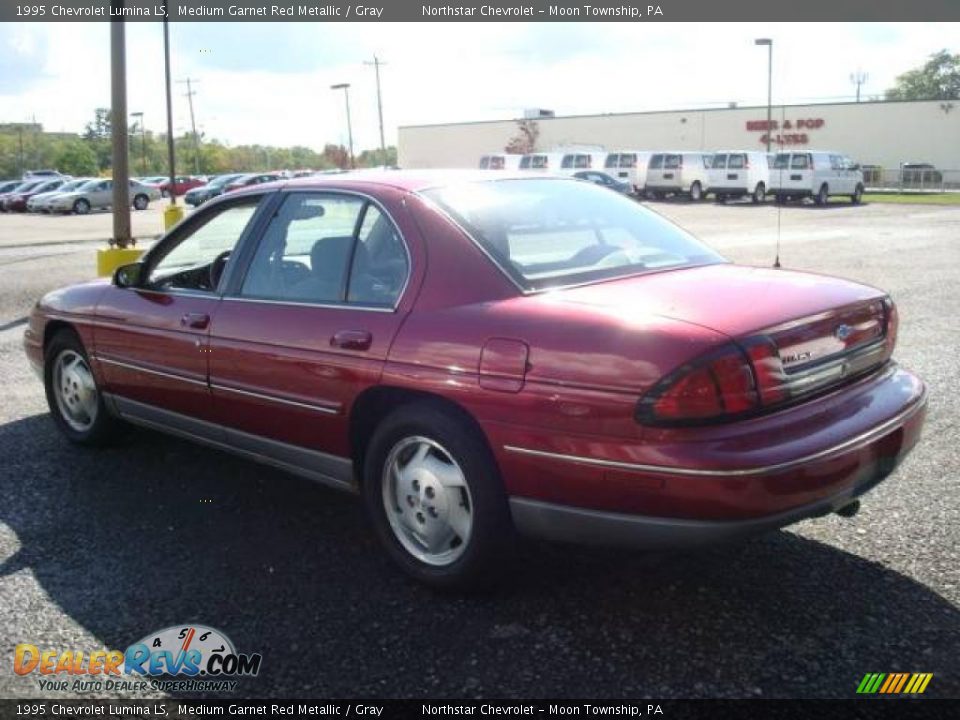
163,203,185,230
96,247,144,277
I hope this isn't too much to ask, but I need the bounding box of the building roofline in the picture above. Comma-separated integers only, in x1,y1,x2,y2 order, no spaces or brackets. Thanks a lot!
398,97,952,131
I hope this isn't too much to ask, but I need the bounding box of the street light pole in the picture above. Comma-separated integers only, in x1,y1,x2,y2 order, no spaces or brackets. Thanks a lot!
365,55,387,162
131,111,146,175
330,83,354,169
755,38,773,154
110,2,131,249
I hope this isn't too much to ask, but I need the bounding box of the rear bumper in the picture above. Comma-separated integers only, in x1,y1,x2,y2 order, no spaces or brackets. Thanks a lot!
509,442,908,549
490,364,926,545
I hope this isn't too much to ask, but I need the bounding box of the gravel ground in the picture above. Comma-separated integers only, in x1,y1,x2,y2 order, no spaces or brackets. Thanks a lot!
0,200,957,700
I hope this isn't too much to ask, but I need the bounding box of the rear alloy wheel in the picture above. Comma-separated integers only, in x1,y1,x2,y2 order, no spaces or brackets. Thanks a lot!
73,198,90,215
689,181,703,202
133,194,149,211
851,184,864,204
44,330,120,445
753,183,766,204
364,403,513,589
815,184,829,206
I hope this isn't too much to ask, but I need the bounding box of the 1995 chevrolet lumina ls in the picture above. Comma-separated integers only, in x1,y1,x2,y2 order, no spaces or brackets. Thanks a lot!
24,172,926,587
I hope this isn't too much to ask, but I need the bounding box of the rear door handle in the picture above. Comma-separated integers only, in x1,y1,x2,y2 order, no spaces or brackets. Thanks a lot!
331,329,372,351
180,312,210,329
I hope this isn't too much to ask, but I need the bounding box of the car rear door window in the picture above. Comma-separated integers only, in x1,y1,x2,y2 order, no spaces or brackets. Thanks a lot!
239,193,407,308
649,155,664,169
791,154,810,170
727,154,745,169
664,155,680,169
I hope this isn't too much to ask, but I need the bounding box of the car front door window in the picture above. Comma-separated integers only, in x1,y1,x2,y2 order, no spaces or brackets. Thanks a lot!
147,200,259,292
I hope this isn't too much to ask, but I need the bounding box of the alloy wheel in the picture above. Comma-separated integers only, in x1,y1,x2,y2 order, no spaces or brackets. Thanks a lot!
53,350,98,432
381,436,474,567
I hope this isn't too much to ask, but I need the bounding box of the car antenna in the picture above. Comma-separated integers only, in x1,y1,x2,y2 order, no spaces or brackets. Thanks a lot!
772,105,786,269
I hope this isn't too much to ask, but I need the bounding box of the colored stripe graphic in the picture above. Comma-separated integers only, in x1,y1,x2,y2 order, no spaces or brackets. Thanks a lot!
857,672,932,694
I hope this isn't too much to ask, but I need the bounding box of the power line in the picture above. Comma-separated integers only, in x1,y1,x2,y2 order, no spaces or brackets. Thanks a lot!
177,77,201,174
850,70,869,103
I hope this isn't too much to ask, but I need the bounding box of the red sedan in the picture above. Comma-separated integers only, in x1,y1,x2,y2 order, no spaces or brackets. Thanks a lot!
154,175,206,197
23,172,926,588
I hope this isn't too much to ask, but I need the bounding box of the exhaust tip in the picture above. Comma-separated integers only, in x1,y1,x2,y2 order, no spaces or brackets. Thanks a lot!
835,499,861,518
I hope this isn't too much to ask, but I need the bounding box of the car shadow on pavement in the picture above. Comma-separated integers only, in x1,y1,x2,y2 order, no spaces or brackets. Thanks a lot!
1,413,957,699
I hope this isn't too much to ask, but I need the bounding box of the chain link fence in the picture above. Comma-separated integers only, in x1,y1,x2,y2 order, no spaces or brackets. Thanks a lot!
862,166,960,192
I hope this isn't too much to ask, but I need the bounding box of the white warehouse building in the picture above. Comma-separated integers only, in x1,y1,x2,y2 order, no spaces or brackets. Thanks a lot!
398,99,960,176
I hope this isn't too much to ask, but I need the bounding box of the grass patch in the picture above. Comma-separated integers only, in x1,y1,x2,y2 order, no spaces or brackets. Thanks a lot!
859,192,960,206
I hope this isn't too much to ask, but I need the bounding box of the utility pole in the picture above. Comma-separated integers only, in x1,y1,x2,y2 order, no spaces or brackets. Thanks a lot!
163,18,177,204
110,2,132,248
850,70,868,102
177,77,201,175
365,55,387,162
754,38,773,154
17,125,23,177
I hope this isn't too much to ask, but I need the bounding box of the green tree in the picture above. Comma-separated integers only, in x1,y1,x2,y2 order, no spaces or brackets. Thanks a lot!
55,140,98,176
886,49,960,101
356,146,398,168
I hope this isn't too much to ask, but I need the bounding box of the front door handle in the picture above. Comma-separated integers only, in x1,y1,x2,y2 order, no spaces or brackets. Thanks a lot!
180,312,210,329
331,329,372,351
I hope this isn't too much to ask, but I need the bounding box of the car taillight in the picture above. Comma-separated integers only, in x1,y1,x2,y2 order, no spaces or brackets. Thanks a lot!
637,344,759,424
883,297,898,355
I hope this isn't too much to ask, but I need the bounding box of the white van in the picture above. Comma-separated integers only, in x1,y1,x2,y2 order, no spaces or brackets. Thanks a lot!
645,152,713,200
479,154,521,171
558,151,607,176
768,151,865,205
707,151,770,203
604,151,652,194
518,153,564,173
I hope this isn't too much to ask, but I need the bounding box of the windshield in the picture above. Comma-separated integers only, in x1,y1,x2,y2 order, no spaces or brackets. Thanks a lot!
55,180,88,192
209,174,239,187
423,178,724,292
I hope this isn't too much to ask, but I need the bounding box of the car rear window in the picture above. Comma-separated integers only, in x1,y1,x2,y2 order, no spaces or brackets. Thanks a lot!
604,154,620,169
712,154,727,169
422,178,724,292
791,154,811,170
773,154,790,169
649,155,663,169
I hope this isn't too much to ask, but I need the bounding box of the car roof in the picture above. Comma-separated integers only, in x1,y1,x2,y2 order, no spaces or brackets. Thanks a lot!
271,169,548,194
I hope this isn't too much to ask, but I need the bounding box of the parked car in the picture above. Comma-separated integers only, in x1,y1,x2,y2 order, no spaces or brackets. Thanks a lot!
518,153,564,172
0,180,45,212
573,170,632,194
901,163,942,187
558,151,608,175
479,154,522,171
48,179,161,214
0,180,23,196
708,151,771,203
768,152,865,205
23,169,66,180
28,178,94,213
645,152,713,200
604,151,652,194
185,174,246,206
3,177,69,212
24,172,926,588
155,175,206,197
223,172,284,192
139,176,168,187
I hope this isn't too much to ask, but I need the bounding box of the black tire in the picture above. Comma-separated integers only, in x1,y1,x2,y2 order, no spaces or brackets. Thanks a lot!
716,193,726,204
851,184,864,204
44,329,122,446
752,183,765,204
815,184,829,206
133,194,149,211
362,402,513,590
73,198,90,215
689,181,703,202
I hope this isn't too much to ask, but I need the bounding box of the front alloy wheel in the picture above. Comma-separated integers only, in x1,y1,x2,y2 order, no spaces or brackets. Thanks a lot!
53,350,98,433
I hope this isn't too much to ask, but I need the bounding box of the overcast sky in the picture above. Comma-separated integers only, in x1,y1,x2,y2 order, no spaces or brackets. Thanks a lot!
1,22,956,151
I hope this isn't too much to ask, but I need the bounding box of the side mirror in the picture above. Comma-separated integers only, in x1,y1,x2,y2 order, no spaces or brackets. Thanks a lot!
114,262,144,289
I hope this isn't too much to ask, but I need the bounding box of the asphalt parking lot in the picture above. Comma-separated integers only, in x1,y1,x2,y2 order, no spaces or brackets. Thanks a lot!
0,200,958,700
